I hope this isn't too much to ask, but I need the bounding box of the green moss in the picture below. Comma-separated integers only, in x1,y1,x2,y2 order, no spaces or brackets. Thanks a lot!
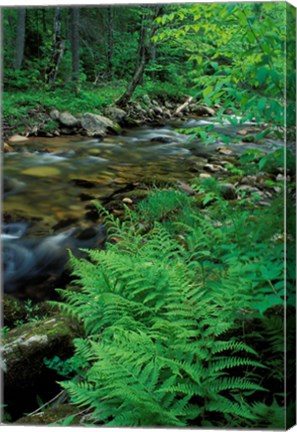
15,404,81,425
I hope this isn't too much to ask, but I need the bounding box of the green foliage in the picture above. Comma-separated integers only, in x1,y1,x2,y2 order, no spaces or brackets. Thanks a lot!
50,185,290,428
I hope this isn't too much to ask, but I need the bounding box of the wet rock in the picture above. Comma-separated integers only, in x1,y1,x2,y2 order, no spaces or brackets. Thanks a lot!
49,109,60,121
150,136,174,144
22,166,61,177
59,127,74,135
81,113,121,136
204,163,226,173
8,134,29,143
238,127,261,136
216,146,233,156
3,143,14,153
59,112,80,128
103,106,127,123
218,183,236,200
71,178,97,188
1,315,80,391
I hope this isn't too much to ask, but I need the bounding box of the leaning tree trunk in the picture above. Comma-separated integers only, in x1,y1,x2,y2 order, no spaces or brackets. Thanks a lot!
46,7,64,86
116,6,162,108
71,7,80,90
14,8,26,70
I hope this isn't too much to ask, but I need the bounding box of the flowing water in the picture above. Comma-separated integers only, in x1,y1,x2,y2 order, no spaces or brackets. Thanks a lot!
2,118,283,298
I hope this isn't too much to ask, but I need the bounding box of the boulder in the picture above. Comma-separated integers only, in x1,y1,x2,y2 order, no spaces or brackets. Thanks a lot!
80,113,121,137
1,315,80,391
49,109,60,121
103,106,127,123
8,134,29,143
59,112,80,128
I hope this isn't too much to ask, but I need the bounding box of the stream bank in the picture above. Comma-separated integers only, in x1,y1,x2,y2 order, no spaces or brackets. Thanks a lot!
2,100,294,424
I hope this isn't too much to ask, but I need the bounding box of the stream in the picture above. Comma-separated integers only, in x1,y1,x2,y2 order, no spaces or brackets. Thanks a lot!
3,117,283,299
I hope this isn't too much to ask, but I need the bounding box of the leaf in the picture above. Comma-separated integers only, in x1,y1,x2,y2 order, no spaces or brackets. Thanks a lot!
256,67,268,86
258,97,267,112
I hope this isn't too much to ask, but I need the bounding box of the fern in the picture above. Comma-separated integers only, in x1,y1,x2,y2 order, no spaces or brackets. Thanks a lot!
50,186,289,428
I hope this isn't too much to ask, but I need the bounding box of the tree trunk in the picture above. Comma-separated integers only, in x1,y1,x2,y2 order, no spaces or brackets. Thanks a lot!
106,7,113,80
14,8,26,70
116,6,162,108
46,7,64,86
71,7,80,86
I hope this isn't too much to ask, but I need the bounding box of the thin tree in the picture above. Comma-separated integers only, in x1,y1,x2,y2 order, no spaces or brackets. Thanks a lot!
46,7,64,86
116,6,162,107
106,7,113,80
14,8,26,70
71,7,80,89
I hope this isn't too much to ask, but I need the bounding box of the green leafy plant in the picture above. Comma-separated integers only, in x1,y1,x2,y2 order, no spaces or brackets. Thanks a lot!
49,186,290,428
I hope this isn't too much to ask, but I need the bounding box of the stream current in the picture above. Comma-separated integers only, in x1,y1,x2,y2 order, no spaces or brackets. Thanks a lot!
2,117,283,298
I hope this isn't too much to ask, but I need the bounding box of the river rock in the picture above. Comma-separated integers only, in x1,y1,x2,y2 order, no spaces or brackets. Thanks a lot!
49,109,60,121
141,94,152,107
8,134,29,143
199,173,212,179
218,183,236,200
59,111,80,128
81,113,121,137
153,106,163,116
204,163,226,173
22,166,61,177
150,136,174,143
1,315,80,390
103,106,127,123
238,185,262,195
3,143,14,152
216,146,233,155
240,175,258,186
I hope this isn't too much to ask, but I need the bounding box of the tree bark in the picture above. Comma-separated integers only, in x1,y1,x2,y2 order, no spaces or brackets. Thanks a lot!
14,8,26,70
46,7,64,86
71,7,80,85
116,6,162,108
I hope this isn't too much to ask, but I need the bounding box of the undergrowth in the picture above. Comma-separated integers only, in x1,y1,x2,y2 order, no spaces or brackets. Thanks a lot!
49,183,295,428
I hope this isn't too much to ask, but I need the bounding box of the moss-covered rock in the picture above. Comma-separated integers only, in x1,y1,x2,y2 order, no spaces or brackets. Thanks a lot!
2,315,81,391
15,403,82,425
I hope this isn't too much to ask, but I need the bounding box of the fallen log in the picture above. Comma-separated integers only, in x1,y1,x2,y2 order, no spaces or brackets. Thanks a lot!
174,96,193,116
